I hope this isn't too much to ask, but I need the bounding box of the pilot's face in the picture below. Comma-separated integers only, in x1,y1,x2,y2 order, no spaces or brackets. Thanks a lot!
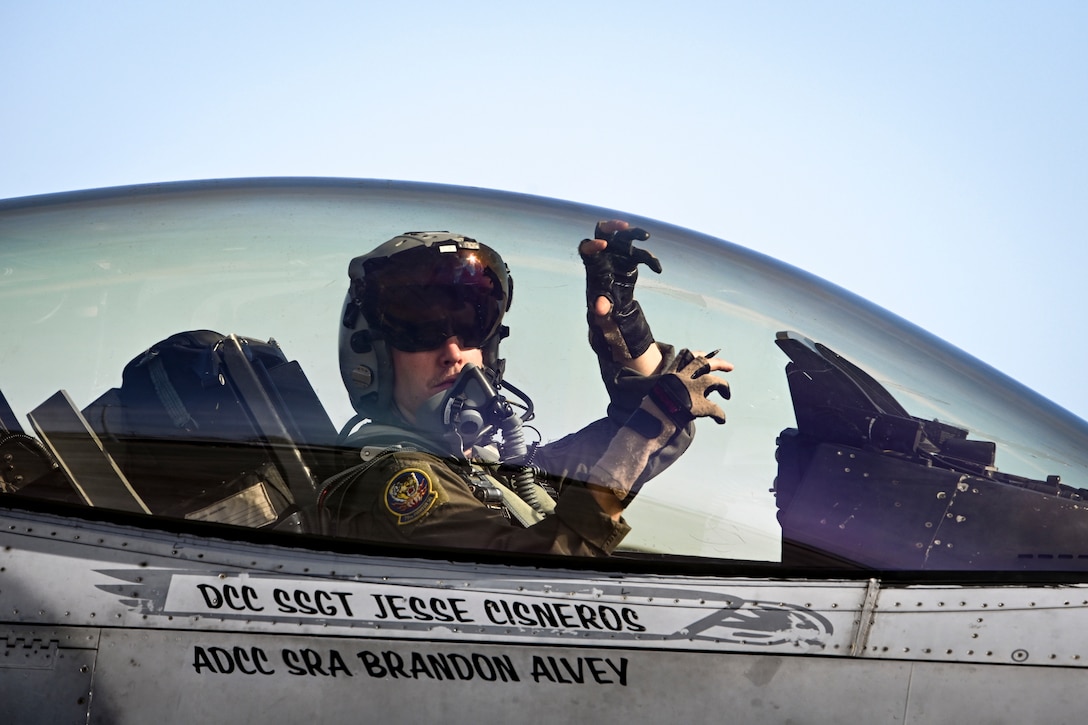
391,337,484,423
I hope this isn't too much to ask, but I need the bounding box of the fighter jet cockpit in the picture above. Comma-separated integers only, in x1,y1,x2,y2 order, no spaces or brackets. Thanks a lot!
3,179,1087,572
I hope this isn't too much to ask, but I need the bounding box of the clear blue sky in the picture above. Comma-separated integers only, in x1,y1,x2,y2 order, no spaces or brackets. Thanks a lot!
3,1,1087,419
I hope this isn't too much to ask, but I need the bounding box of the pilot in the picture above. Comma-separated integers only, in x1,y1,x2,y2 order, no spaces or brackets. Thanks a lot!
318,222,732,555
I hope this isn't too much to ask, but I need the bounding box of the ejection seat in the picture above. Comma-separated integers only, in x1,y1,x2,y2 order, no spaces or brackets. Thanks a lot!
0,332,341,534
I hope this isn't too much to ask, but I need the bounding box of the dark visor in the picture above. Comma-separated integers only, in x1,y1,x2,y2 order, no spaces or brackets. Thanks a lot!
362,244,510,352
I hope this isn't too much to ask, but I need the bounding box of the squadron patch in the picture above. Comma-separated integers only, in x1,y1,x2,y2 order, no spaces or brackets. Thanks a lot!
383,468,439,525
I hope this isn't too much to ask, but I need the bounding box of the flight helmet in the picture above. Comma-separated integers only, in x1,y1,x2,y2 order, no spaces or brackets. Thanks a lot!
339,231,513,422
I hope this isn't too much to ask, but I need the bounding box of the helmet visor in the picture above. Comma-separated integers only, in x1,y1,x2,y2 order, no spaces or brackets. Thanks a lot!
363,244,510,352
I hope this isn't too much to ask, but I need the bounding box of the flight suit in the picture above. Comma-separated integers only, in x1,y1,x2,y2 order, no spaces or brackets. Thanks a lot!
322,346,694,556
325,446,628,556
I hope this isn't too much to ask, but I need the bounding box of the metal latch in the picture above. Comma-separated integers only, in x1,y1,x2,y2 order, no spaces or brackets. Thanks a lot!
0,634,60,670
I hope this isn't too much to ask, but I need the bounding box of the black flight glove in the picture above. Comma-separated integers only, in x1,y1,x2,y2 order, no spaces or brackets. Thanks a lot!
581,220,663,365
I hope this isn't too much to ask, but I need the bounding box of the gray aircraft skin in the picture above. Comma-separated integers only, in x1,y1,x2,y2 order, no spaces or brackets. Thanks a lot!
2,178,1088,723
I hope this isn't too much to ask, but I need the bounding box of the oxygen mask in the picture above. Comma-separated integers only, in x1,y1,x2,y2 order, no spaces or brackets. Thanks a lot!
415,363,543,512
415,363,509,451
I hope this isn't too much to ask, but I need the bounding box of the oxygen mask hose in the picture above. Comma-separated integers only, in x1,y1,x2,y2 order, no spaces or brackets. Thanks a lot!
498,406,544,514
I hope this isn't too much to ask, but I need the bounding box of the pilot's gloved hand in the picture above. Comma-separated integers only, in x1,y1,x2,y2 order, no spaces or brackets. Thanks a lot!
587,349,732,508
579,220,662,365
644,348,731,426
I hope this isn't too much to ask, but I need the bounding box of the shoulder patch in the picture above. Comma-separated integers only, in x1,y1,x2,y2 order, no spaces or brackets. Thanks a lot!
383,468,440,525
